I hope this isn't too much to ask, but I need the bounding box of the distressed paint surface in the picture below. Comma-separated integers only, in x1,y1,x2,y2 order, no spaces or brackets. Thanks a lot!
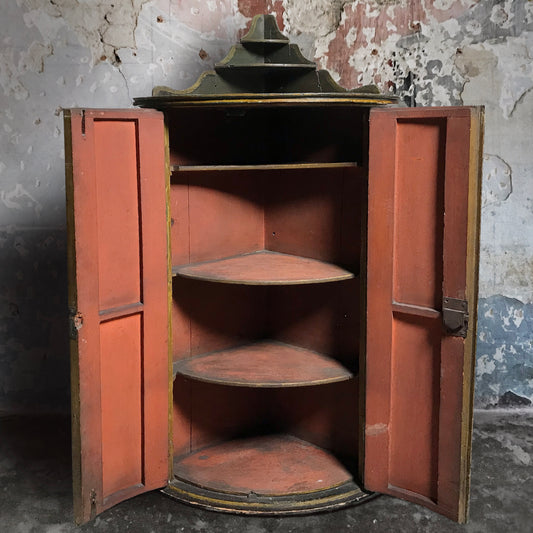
0,0,532,410
476,296,533,407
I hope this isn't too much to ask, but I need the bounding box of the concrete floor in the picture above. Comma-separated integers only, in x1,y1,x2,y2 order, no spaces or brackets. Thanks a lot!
0,410,531,533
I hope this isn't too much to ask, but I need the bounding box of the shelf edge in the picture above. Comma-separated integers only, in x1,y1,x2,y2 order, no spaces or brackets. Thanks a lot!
172,250,356,286
171,162,359,172
172,340,355,387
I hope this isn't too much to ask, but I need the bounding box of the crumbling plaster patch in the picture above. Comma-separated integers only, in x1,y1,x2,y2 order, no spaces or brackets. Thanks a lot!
18,0,151,66
482,155,512,207
461,45,533,302
469,32,533,119
0,42,53,101
0,0,244,230
119,0,247,95
283,0,352,37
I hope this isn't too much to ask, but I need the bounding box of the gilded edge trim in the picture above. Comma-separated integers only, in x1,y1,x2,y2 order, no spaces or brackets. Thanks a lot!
138,94,397,108
176,98,394,106
358,158,369,483
458,106,484,523
164,484,368,511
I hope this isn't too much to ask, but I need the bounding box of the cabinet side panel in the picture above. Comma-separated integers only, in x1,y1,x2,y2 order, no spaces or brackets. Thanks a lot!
169,182,191,267
175,172,265,264
272,380,359,459
265,168,361,266
172,278,267,359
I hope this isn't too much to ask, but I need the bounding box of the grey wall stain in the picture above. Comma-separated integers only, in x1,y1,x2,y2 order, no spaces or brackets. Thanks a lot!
476,296,533,407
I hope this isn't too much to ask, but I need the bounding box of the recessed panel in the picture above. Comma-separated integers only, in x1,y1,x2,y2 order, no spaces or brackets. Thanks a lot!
94,121,141,310
389,314,441,500
393,121,444,309
100,314,143,497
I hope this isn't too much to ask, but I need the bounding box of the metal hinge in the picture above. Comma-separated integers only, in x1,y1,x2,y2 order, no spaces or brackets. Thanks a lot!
68,307,84,340
442,297,469,338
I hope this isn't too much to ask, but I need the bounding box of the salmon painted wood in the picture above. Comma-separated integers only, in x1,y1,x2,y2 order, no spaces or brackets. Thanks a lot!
364,106,483,523
65,109,170,524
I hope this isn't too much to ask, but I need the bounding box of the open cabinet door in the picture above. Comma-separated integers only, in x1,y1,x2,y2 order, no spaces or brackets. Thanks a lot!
364,106,483,522
65,109,170,524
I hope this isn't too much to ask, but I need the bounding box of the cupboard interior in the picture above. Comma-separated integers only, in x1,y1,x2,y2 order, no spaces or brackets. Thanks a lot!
167,106,369,504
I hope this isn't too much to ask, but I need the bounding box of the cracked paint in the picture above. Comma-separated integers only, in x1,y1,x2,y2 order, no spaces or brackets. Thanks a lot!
18,0,151,66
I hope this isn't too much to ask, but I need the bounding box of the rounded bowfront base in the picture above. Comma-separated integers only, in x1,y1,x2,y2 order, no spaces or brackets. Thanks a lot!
163,434,374,515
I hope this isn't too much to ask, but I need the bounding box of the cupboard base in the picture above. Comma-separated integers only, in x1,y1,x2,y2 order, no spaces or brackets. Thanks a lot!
163,434,373,515
163,479,374,515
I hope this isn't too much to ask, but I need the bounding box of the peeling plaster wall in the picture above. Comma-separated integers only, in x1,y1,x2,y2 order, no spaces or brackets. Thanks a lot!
0,0,532,411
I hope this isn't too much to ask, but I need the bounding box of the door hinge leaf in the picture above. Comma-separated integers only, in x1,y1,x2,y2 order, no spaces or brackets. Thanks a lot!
443,297,468,338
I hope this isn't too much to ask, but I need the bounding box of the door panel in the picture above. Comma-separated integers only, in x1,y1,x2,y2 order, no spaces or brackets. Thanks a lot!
65,109,170,524
364,107,483,522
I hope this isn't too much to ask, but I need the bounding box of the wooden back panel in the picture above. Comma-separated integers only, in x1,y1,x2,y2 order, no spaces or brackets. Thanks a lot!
65,109,169,524
364,106,483,522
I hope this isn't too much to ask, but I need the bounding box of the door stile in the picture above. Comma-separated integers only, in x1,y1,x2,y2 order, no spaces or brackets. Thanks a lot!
437,112,474,519
362,109,397,493
459,107,484,521
163,119,174,483
66,110,104,522
136,113,173,491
